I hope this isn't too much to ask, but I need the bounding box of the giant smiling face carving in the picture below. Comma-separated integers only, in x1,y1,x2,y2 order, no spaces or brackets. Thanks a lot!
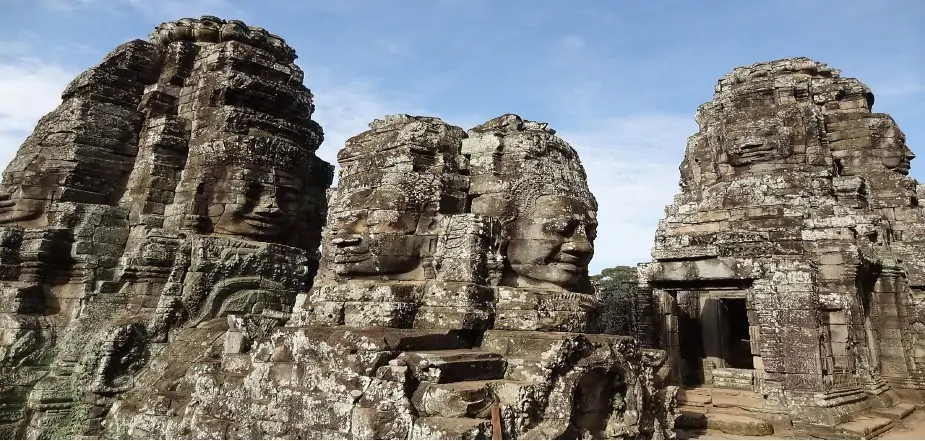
505,194,597,291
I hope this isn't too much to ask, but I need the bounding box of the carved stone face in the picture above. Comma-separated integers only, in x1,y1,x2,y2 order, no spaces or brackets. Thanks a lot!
876,122,915,175
330,184,426,277
0,163,69,227
0,186,49,226
505,195,596,290
720,119,791,167
208,164,301,243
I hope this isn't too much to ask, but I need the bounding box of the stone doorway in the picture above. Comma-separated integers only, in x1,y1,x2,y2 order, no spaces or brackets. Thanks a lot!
674,289,758,387
701,296,754,370
702,295,756,389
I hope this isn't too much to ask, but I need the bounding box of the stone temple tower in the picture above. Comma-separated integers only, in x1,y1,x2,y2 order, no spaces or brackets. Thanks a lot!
102,114,679,439
638,57,924,437
0,16,333,438
0,16,681,440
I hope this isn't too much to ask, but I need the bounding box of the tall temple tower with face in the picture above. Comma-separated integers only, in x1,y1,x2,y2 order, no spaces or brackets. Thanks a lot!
0,16,333,438
638,57,924,436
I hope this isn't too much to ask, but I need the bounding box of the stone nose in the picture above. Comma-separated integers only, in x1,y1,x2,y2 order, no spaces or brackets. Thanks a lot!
254,192,282,216
561,230,593,257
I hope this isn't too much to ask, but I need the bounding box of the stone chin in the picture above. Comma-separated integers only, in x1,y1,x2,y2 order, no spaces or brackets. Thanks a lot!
510,262,587,290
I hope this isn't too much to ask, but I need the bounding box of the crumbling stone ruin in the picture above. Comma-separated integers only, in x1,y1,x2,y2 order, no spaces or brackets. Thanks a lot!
103,114,676,440
0,16,676,440
637,57,925,438
7,14,923,441
0,16,332,438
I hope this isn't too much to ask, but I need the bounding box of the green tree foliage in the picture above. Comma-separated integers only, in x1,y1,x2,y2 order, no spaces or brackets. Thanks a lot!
590,266,637,289
591,265,638,335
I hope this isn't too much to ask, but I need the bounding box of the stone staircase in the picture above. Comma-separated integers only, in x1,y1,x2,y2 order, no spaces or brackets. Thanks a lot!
675,387,778,437
400,348,519,439
830,401,916,440
675,386,920,439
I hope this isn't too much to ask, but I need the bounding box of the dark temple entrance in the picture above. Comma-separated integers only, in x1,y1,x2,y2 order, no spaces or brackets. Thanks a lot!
719,298,754,369
673,288,757,387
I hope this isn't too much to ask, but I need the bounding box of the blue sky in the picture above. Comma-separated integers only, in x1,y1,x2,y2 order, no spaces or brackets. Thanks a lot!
0,0,923,273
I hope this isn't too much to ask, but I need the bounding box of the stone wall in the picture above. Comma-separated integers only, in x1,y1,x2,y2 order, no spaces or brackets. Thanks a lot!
638,57,925,429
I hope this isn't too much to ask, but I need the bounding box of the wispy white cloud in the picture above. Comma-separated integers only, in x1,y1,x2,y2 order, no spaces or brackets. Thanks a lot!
0,41,32,57
121,0,242,19
303,67,427,171
41,0,95,10
560,35,585,51
869,79,925,98
559,114,695,272
551,35,589,68
374,39,414,59
0,57,75,170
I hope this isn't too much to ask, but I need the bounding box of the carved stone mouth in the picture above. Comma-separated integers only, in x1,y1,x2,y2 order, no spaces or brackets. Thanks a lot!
553,262,580,272
553,251,588,271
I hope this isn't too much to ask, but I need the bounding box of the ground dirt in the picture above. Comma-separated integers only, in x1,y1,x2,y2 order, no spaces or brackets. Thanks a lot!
678,409,925,440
